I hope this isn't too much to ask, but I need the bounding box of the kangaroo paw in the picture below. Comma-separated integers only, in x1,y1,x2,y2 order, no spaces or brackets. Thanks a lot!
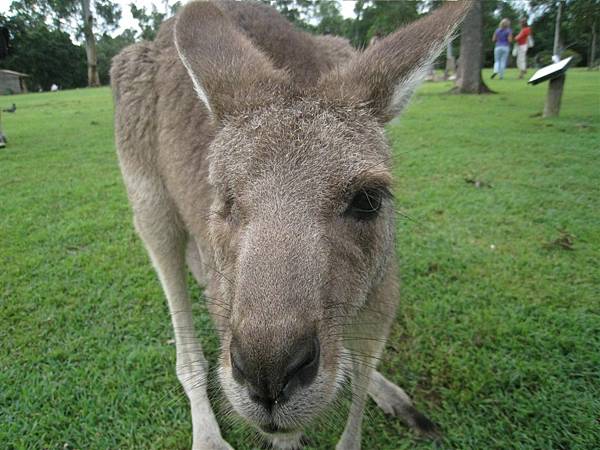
368,370,441,438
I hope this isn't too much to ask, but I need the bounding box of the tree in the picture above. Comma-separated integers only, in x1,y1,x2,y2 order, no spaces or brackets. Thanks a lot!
37,0,121,87
5,0,52,27
129,2,181,41
530,0,600,67
130,4,165,41
313,1,350,36
96,29,135,84
554,0,563,57
363,0,420,43
81,0,99,85
591,17,598,67
0,12,86,90
260,0,316,31
263,0,422,47
349,0,421,47
568,0,600,67
453,0,492,93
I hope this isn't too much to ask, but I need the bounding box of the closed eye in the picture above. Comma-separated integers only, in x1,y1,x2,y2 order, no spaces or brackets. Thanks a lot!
344,187,391,221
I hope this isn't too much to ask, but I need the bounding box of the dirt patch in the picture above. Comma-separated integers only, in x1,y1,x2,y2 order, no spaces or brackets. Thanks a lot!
544,230,575,251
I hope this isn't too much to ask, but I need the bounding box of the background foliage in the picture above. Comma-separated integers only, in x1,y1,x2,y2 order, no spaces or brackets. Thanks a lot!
0,0,598,91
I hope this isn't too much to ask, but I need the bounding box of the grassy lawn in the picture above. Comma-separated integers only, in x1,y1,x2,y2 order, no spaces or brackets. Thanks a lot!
1,68,599,449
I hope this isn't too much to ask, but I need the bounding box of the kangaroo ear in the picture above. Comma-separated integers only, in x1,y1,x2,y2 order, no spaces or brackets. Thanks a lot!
319,1,472,122
174,1,288,120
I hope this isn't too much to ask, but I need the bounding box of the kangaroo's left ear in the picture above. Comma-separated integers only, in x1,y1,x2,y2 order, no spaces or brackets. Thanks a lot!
319,1,472,123
174,1,289,121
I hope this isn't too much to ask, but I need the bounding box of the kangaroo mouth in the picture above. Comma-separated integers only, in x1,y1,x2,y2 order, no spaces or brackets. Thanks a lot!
259,425,304,450
259,421,295,434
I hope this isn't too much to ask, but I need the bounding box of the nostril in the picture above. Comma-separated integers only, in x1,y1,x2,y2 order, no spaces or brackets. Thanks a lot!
247,384,269,405
247,382,278,412
230,341,246,384
295,336,319,382
281,336,320,399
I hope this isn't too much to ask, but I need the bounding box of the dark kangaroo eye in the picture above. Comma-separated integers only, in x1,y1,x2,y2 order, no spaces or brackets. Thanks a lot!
345,188,385,221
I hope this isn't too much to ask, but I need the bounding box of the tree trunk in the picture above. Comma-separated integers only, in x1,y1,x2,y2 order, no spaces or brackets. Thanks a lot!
589,19,597,69
543,74,565,118
444,41,455,80
452,0,492,94
81,0,100,87
553,0,562,59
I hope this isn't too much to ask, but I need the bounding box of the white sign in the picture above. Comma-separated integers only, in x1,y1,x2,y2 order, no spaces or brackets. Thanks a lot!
528,57,573,85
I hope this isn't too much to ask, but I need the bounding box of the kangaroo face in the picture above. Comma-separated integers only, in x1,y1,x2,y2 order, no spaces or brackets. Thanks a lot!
206,101,395,433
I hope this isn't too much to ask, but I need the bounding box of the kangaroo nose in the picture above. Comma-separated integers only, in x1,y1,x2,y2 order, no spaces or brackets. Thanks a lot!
230,335,320,410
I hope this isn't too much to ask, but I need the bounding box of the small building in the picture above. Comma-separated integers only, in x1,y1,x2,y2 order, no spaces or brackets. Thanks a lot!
0,69,29,94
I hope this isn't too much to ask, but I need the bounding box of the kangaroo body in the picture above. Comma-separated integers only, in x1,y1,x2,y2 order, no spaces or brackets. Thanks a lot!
111,2,471,449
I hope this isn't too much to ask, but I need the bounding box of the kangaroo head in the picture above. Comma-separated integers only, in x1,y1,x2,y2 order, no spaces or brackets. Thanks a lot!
174,0,469,439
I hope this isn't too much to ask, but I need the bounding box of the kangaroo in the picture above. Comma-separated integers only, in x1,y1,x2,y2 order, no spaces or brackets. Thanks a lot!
111,1,471,449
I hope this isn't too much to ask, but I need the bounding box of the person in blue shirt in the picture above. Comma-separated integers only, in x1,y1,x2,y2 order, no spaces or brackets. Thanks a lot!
491,18,513,79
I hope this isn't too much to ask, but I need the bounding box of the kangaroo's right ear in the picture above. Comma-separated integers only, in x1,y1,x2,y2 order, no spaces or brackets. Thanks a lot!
318,0,471,123
174,1,288,120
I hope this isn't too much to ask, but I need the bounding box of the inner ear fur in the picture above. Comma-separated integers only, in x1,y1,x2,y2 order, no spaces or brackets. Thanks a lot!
319,0,473,122
174,1,290,120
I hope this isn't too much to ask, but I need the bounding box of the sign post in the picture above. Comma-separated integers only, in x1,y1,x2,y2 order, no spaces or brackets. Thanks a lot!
528,56,573,118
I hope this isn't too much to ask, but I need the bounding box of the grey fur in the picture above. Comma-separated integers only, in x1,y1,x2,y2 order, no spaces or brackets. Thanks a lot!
111,1,471,449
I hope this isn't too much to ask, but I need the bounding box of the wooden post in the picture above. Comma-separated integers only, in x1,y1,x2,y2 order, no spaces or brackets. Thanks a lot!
543,74,566,117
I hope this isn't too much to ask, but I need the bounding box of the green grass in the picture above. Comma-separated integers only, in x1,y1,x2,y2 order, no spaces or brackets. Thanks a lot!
1,68,599,449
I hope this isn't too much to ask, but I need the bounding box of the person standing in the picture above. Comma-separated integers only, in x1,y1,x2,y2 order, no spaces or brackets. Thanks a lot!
491,18,512,79
514,19,533,79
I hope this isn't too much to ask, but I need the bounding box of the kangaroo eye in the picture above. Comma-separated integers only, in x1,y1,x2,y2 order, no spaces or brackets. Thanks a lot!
345,188,385,221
